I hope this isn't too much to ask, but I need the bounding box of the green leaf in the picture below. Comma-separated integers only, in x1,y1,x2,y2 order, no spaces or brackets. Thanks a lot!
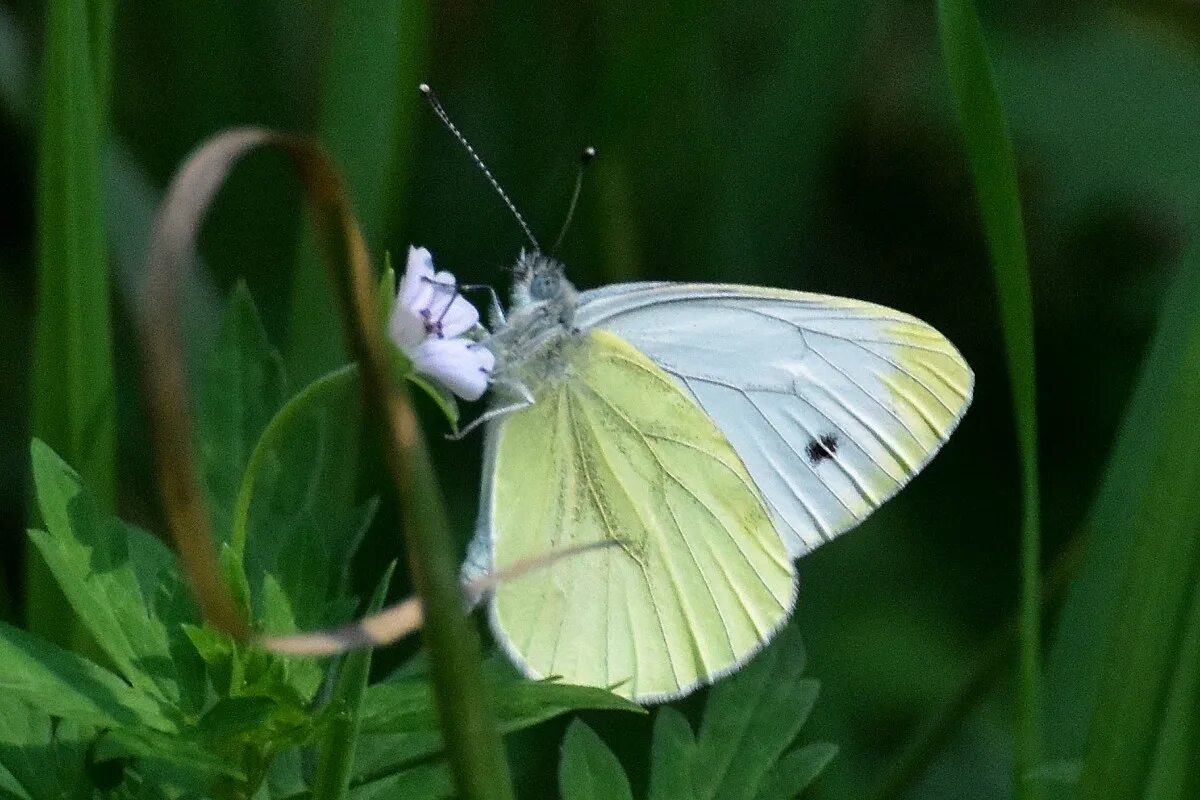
558,721,633,800
96,727,241,780
156,572,208,717
286,0,429,385
173,619,318,771
0,697,92,800
541,627,829,800
693,624,820,800
352,659,641,785
312,564,395,800
256,573,330,701
936,2,1042,796
0,619,173,732
246,406,372,631
28,440,186,706
200,287,370,631
752,743,838,800
194,696,279,739
198,281,287,550
28,0,116,651
350,761,453,800
405,371,460,430
359,667,643,735
647,707,696,800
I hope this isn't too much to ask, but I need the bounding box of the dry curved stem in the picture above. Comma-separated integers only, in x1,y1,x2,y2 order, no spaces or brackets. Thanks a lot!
139,129,275,639
262,540,615,656
140,127,513,798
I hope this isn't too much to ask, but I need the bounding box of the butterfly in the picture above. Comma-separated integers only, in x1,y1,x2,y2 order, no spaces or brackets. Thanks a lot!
459,250,973,703
414,84,973,703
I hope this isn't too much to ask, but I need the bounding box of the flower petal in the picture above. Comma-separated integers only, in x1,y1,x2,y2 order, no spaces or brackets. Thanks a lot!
398,246,436,311
388,300,425,350
426,270,480,338
413,338,495,401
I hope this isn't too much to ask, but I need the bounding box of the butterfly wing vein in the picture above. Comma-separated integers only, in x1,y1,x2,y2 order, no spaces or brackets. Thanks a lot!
488,330,796,701
575,283,975,556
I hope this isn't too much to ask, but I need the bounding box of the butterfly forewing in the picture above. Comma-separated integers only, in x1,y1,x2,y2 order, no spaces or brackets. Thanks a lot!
575,284,974,557
487,329,797,702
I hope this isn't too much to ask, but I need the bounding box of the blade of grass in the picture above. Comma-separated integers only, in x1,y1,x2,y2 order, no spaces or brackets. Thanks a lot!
286,0,430,385
870,538,1083,800
936,2,1042,797
0,8,223,349
312,564,395,800
87,0,113,121
142,128,512,799
1043,240,1200,755
28,0,116,645
1073,239,1200,800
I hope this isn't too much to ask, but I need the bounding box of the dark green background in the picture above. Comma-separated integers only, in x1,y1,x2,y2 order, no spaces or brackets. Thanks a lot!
3,1,1197,797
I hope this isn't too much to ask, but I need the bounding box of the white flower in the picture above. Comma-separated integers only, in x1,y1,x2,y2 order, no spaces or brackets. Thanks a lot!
388,246,494,401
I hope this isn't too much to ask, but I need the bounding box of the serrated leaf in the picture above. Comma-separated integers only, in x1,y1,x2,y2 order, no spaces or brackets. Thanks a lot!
0,620,173,732
752,743,837,800
175,618,316,762
232,361,372,630
0,697,91,800
694,624,820,800
359,671,643,735
197,282,287,549
194,696,279,739
28,439,185,705
156,573,207,716
350,761,451,800
256,573,324,704
198,286,371,635
559,721,633,800
648,707,696,800
352,659,641,784
96,727,241,780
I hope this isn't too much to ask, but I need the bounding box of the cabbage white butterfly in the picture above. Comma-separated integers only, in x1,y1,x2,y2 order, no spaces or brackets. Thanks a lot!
421,86,973,703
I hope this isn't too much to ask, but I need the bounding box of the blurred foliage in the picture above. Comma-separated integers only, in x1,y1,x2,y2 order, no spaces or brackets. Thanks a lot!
3,0,1200,798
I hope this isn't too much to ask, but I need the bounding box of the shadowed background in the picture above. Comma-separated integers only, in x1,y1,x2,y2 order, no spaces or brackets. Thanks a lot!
2,1,1197,797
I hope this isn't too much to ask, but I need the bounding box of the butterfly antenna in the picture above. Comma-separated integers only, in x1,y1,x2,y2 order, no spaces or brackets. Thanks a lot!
419,83,540,251
551,146,596,254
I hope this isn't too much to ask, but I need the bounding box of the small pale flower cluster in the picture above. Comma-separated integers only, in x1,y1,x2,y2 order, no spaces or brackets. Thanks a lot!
388,246,494,401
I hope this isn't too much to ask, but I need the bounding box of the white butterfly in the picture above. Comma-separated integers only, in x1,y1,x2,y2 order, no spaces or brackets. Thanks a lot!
413,86,973,702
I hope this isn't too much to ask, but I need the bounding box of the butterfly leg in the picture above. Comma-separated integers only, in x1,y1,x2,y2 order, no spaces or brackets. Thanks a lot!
458,283,507,327
447,378,534,441
419,275,505,333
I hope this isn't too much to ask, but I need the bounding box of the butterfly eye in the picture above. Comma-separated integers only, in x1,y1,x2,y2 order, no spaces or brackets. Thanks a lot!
530,272,558,301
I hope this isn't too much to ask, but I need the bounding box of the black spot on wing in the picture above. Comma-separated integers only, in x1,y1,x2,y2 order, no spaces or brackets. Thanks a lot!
804,433,839,465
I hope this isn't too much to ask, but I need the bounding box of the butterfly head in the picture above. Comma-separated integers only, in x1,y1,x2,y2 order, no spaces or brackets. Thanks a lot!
511,250,578,320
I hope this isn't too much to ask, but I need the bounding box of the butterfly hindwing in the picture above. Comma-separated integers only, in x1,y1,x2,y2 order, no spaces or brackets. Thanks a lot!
486,329,797,702
575,284,974,557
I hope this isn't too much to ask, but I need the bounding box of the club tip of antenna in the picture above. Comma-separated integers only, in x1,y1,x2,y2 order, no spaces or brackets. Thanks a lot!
418,83,432,96
581,146,597,164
